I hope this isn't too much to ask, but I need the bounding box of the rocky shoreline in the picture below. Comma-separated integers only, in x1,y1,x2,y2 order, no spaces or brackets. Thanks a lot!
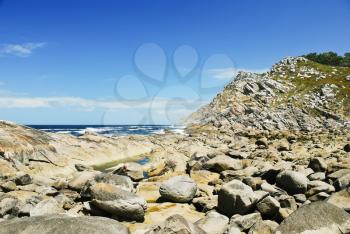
1,57,350,234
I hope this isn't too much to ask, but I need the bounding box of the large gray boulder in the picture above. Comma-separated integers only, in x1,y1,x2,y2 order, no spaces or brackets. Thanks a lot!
88,182,147,221
218,180,258,216
275,201,350,234
203,155,243,172
0,214,130,234
159,176,197,203
276,170,308,195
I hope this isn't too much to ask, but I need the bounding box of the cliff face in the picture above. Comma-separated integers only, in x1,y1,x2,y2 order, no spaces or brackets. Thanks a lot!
186,57,350,132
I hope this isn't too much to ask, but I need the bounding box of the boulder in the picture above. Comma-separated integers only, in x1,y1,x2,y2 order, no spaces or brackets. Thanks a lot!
0,197,18,217
112,162,144,181
306,180,335,197
0,214,130,234
218,180,258,216
30,198,64,216
159,176,197,203
195,211,229,234
308,157,327,172
344,143,350,152
0,181,16,192
276,170,308,195
89,182,147,221
229,213,262,231
256,196,280,217
327,187,350,212
68,171,99,191
248,220,278,234
333,173,350,190
136,182,161,203
192,195,218,212
307,172,325,181
14,173,32,186
145,214,206,234
275,201,350,234
203,155,243,172
94,173,134,192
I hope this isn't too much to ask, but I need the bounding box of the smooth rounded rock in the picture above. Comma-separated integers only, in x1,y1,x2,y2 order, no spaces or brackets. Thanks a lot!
276,170,308,195
89,182,147,221
159,176,197,203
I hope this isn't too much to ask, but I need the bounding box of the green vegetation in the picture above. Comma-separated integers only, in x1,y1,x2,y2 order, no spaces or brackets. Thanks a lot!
303,52,350,67
271,59,350,116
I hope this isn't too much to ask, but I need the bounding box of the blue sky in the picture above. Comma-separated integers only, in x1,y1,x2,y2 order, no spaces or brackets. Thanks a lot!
0,0,349,124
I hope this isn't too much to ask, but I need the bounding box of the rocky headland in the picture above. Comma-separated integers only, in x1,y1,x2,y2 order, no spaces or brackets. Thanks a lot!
1,57,350,234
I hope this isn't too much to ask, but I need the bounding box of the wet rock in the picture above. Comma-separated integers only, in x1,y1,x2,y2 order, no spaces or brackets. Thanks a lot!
159,176,197,203
308,157,327,172
218,180,258,216
0,214,130,234
275,201,350,234
89,182,147,221
145,214,206,234
276,170,308,195
204,155,243,172
195,211,229,234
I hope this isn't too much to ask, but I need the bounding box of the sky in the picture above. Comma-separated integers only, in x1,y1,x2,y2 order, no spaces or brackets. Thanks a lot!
0,0,349,125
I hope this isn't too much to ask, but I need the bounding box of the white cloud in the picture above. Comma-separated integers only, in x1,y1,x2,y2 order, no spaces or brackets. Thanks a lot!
0,42,47,57
0,96,205,110
207,67,269,80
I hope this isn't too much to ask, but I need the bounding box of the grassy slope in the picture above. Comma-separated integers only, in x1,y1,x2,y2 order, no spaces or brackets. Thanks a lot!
271,60,350,117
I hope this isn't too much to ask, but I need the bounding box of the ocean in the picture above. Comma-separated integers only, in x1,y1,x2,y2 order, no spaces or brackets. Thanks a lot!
28,125,186,137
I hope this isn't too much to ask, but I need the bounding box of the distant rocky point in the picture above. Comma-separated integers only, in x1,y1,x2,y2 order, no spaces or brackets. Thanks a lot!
186,57,350,132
